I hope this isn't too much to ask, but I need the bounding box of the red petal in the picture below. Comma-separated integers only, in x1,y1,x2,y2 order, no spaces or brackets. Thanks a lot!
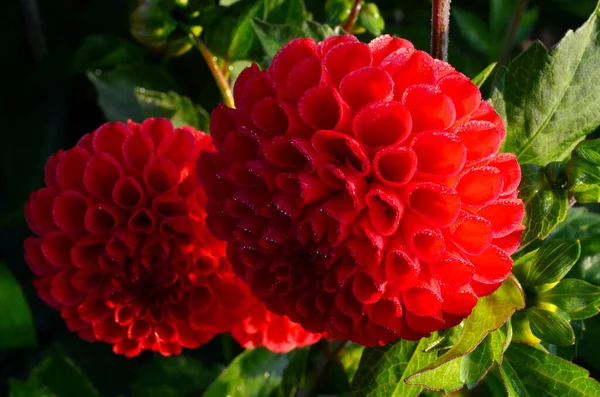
50,268,83,305
352,101,412,148
403,84,456,132
42,232,73,267
128,208,156,234
251,97,289,136
489,153,521,196
365,183,404,236
477,198,525,237
123,128,154,173
367,298,403,331
311,130,370,175
56,147,90,191
450,212,493,255
298,85,348,131
286,56,323,102
406,183,461,228
412,131,467,176
384,245,419,290
143,157,179,196
323,41,372,86
441,286,478,314
493,226,524,255
456,120,502,163
268,37,317,98
24,238,54,276
84,202,123,235
369,34,414,65
141,118,173,149
70,235,105,268
52,191,89,235
83,153,123,200
112,176,144,209
339,67,394,109
92,122,130,161
372,146,417,187
157,126,198,166
429,253,475,287
438,73,482,121
403,287,442,316
25,188,58,235
71,268,103,293
455,166,503,207
381,50,436,98
467,245,513,284
352,272,385,304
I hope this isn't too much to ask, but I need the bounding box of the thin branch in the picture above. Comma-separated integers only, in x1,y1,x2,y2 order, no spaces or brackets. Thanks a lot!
431,0,451,61
343,0,362,33
499,0,529,65
189,33,235,109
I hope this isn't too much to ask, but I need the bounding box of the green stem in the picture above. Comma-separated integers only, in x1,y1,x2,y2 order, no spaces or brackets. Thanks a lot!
190,33,234,108
499,0,528,65
431,0,451,61
343,0,362,33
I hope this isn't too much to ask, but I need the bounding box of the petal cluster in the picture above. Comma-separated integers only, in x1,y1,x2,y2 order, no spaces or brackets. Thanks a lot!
24,119,257,356
231,302,322,353
198,35,525,345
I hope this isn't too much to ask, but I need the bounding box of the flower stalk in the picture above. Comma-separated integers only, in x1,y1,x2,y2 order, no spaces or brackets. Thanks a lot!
431,0,451,61
343,0,362,33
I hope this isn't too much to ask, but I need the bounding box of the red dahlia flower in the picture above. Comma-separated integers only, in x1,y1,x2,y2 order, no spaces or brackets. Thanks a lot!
197,35,525,345
24,119,255,357
232,302,322,353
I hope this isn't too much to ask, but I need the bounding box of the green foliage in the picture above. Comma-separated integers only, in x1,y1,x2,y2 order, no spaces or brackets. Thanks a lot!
0,262,36,349
471,62,497,88
518,163,570,245
357,3,384,36
491,3,600,166
10,350,100,397
135,88,210,131
567,139,600,203
514,239,581,287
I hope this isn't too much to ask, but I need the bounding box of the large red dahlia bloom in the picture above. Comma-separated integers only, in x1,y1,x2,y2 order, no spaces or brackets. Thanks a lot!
197,35,525,345
24,119,256,356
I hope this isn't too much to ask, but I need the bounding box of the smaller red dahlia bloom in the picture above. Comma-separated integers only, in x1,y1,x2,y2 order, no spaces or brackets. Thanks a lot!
231,302,322,353
198,34,525,346
24,119,256,356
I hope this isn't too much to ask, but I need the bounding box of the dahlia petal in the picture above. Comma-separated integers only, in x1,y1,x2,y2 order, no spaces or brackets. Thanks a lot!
233,63,260,109
78,298,110,322
251,97,289,137
52,190,89,235
450,212,494,255
318,35,359,56
70,235,105,268
455,166,503,207
84,153,123,200
412,132,467,176
286,56,323,102
367,298,403,331
336,286,365,317
403,286,442,316
406,182,461,228
365,183,404,236
50,268,83,305
157,126,197,166
477,198,525,237
106,228,140,257
268,37,317,98
93,122,130,161
403,84,456,132
470,101,506,140
471,279,503,297
71,268,103,293
25,188,58,235
33,276,61,310
438,73,482,121
467,245,513,284
223,128,261,162
128,208,156,234
298,85,348,131
113,338,142,358
384,245,419,290
489,153,521,196
42,232,74,267
405,311,444,334
141,118,173,150
372,146,417,187
493,226,525,255
56,147,90,191
122,128,154,173
402,212,446,263
112,176,144,209
129,319,152,340
312,130,370,175
429,253,475,287
238,70,275,115
323,41,372,86
441,286,478,314
369,34,414,65
352,272,385,304
160,216,195,245
352,101,412,148
456,120,502,163
84,202,123,235
24,237,54,276
381,49,436,98
339,67,394,109
143,157,179,196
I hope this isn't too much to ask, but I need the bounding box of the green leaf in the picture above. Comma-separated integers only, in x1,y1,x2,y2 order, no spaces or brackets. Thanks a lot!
339,344,365,383
569,304,600,320
203,347,301,397
0,262,36,349
324,0,353,25
251,19,303,59
518,163,569,245
357,3,384,36
567,139,600,203
87,66,178,122
19,350,100,397
301,20,342,41
271,347,310,397
71,34,144,73
491,4,600,166
514,239,581,286
497,359,532,397
528,308,576,346
404,278,524,391
132,355,220,397
134,89,209,131
540,278,600,314
9,379,54,397
515,8,539,44
472,62,497,88
452,7,489,55
504,343,600,396
351,335,437,397
461,326,508,389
